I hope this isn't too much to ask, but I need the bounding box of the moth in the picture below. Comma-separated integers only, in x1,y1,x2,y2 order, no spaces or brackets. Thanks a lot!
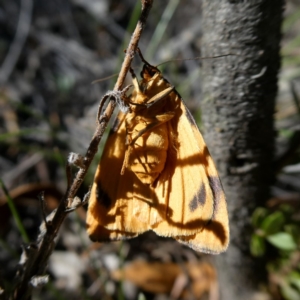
86,53,229,254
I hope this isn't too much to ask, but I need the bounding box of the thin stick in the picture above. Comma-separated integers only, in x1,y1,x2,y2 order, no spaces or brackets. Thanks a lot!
13,1,153,298
0,0,33,84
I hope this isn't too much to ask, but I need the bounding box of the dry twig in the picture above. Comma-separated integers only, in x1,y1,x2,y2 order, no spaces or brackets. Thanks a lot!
11,1,154,299
0,0,33,84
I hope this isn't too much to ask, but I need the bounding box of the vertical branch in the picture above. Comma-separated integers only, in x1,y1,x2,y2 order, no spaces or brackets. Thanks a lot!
114,0,153,91
201,1,283,299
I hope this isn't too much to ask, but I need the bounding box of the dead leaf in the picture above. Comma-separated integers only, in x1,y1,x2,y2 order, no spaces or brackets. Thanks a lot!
111,260,216,299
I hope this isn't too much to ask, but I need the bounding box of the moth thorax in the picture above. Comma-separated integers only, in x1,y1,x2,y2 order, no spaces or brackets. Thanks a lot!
129,124,169,185
133,93,148,105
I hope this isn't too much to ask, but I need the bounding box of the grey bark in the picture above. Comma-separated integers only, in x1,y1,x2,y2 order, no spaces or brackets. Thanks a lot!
201,1,284,299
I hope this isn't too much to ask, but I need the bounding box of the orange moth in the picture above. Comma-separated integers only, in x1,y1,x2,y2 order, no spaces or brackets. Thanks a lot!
86,53,229,254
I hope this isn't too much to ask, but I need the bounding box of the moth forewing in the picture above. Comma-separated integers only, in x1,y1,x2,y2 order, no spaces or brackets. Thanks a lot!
86,60,229,254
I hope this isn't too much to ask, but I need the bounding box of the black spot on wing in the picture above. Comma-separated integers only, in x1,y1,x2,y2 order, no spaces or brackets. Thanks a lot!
208,176,224,213
189,183,206,212
96,182,112,208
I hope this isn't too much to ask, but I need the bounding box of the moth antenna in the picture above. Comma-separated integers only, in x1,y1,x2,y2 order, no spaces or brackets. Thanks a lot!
136,47,151,66
92,73,119,84
157,53,237,67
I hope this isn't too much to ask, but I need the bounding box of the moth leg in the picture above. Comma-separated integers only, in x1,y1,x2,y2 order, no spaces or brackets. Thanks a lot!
129,67,143,94
136,47,151,66
145,86,174,109
121,144,133,175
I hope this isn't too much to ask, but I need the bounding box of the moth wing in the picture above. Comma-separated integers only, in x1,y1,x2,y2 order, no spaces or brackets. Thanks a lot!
87,65,229,253
175,102,229,254
151,88,229,254
175,184,229,254
86,113,150,241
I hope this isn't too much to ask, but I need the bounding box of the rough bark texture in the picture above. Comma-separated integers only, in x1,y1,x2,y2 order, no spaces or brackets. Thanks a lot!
201,1,284,299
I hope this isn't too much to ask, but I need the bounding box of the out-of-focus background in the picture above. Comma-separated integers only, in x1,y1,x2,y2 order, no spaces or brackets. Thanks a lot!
0,0,300,299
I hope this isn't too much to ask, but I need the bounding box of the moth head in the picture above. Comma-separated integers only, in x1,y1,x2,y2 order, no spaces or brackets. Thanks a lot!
141,64,158,81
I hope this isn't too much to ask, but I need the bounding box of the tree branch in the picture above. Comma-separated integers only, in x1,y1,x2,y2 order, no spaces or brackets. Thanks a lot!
12,1,153,299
